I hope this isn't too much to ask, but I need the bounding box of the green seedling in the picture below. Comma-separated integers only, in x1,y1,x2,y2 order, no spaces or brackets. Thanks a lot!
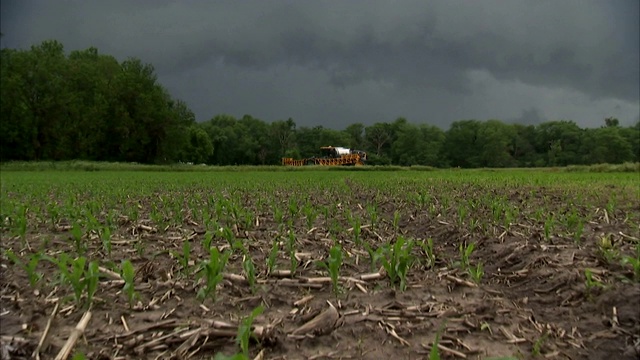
70,222,87,254
242,254,257,294
287,232,298,275
367,204,378,230
364,243,384,272
468,262,484,284
121,259,138,307
543,216,554,241
428,321,447,360
101,226,112,257
317,245,343,297
197,247,230,302
85,260,100,307
392,210,401,235
5,250,43,288
458,242,475,270
532,331,548,357
61,255,86,305
419,238,436,269
266,239,279,275
173,240,191,277
584,268,605,300
15,204,27,244
457,205,467,227
381,236,415,291
352,217,362,246
236,305,265,359
621,243,640,282
596,235,619,264
203,230,214,251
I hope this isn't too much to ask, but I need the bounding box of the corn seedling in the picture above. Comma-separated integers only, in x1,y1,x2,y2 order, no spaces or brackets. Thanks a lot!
5,250,43,288
596,235,619,265
287,231,298,275
70,222,86,254
236,305,265,359
352,217,362,246
458,242,475,271
14,204,27,244
367,204,378,230
171,241,192,278
392,210,401,235
428,321,447,360
381,236,414,291
543,216,554,241
317,245,343,297
121,259,138,307
468,262,484,284
85,260,100,307
364,243,384,272
242,253,257,294
531,331,548,357
621,243,640,282
101,226,112,257
419,238,436,269
266,239,279,275
197,247,230,302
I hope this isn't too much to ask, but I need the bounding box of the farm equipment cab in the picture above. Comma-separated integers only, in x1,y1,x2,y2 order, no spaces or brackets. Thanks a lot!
282,146,368,166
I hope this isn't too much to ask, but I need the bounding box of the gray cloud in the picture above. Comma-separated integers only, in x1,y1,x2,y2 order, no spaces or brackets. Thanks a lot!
1,0,638,129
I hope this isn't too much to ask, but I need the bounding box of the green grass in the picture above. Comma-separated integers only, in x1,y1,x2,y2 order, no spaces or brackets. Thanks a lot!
1,160,638,173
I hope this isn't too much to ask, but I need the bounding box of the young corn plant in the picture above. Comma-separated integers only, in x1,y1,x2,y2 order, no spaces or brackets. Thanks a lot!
584,268,605,301
317,245,343,297
101,226,112,258
392,210,401,235
596,235,619,265
367,204,378,230
197,247,231,302
70,222,86,255
458,242,475,271
266,239,279,275
56,254,86,306
351,217,362,246
84,260,100,308
468,262,484,284
419,238,436,269
14,204,27,245
5,250,43,288
381,236,415,291
242,253,257,294
287,231,298,276
364,243,384,273
457,205,467,227
236,305,265,359
172,241,192,278
621,243,640,282
121,259,139,308
543,215,554,242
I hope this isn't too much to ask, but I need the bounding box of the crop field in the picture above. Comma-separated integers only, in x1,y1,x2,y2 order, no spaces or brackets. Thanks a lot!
1,169,639,360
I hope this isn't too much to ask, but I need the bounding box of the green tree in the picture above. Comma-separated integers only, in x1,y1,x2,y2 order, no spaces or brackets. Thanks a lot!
476,120,517,167
581,127,633,164
534,120,584,166
443,120,482,168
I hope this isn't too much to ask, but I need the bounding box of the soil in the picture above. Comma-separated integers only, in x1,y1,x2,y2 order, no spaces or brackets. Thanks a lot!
1,176,639,359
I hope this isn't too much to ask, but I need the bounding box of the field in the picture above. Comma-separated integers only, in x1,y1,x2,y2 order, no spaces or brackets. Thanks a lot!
1,169,639,360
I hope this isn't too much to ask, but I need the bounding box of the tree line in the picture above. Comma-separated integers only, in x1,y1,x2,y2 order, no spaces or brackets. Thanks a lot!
1,40,638,167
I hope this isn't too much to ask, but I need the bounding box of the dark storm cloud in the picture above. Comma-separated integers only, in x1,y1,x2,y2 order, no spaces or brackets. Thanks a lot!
1,0,638,128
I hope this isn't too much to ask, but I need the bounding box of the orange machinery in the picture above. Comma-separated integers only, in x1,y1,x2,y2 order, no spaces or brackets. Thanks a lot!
282,146,368,166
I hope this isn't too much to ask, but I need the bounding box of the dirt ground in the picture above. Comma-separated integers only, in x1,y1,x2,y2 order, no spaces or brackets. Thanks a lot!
1,178,639,359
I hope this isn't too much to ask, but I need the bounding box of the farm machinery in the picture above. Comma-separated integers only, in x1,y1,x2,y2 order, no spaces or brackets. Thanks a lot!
282,146,368,166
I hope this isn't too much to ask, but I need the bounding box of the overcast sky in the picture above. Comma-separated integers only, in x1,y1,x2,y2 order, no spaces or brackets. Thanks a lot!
1,0,638,129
